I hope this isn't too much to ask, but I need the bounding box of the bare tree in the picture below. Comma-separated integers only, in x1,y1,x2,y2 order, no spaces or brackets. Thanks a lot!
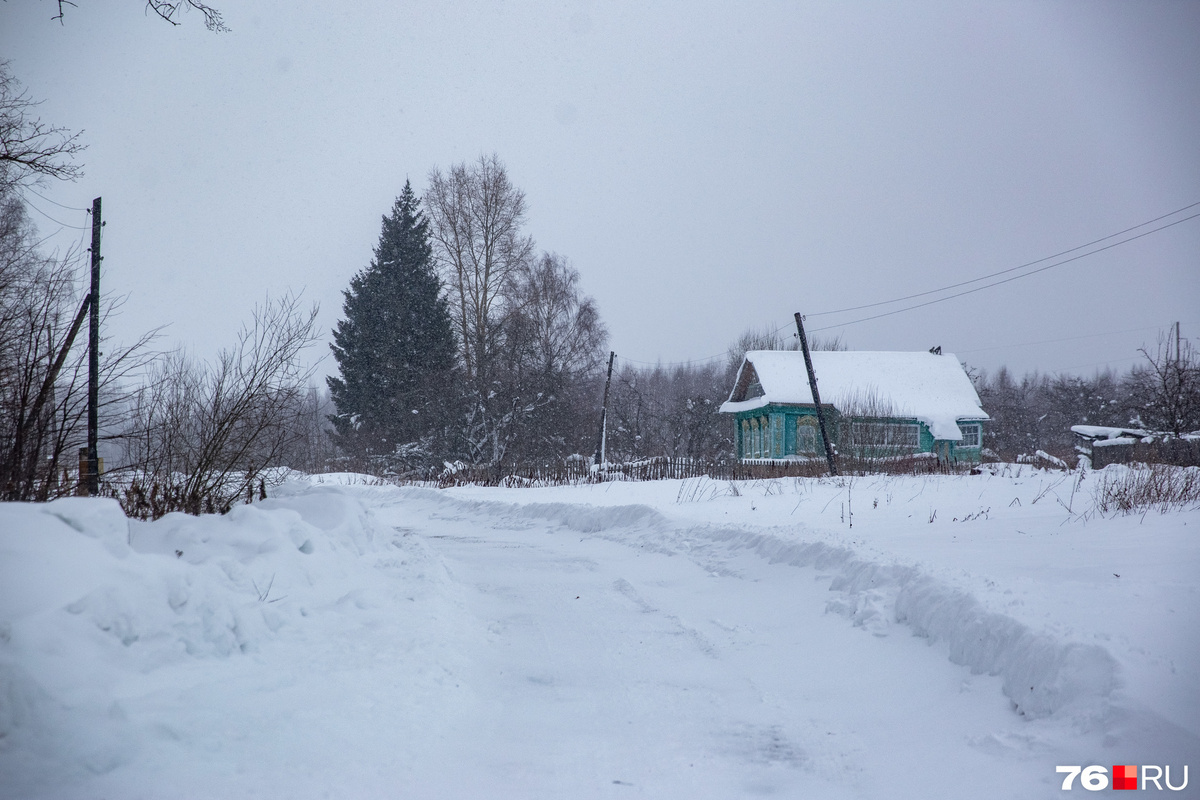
0,190,154,500
1128,331,1200,437
121,293,320,516
48,1,229,31
0,61,84,192
497,252,608,463
512,253,606,388
605,361,731,463
424,155,538,465
0,206,79,498
275,384,338,474
143,1,228,30
726,323,845,375
424,154,535,386
835,390,917,473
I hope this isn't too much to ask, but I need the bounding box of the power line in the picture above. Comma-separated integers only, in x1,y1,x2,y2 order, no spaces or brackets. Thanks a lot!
23,199,90,230
806,199,1200,318
24,187,91,213
730,204,1200,347
809,211,1200,334
620,201,1200,366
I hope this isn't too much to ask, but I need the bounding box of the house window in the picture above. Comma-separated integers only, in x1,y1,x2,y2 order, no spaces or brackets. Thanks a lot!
749,415,770,458
849,422,919,450
958,423,980,448
796,420,817,454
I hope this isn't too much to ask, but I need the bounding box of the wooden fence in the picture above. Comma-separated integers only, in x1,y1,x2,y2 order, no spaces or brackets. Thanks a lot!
1088,437,1200,469
414,454,963,489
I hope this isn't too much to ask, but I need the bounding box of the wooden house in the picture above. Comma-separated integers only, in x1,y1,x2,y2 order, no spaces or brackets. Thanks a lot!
720,350,988,463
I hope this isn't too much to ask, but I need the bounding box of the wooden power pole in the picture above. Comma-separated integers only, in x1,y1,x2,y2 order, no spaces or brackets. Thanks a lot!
1176,321,1182,372
794,312,838,476
86,197,102,496
593,351,615,467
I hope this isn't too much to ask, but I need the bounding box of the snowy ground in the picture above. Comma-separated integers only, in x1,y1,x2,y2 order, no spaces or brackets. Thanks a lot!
1,466,1197,798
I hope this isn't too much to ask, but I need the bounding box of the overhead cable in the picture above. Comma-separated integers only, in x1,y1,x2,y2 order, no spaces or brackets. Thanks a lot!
25,187,91,213
23,200,89,230
808,211,1200,334
806,199,1200,318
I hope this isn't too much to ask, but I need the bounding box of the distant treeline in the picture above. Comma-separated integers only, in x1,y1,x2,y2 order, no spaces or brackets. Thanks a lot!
973,356,1197,461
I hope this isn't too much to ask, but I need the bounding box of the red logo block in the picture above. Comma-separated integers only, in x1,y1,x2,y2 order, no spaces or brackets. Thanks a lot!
1113,765,1138,791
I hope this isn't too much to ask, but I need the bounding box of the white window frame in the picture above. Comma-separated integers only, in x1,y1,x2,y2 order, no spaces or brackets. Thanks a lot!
852,421,919,449
957,423,981,448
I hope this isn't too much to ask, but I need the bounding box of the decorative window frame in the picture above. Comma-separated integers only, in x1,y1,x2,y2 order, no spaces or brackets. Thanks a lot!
795,417,818,454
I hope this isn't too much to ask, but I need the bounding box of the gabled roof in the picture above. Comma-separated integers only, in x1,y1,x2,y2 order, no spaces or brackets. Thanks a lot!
720,350,988,441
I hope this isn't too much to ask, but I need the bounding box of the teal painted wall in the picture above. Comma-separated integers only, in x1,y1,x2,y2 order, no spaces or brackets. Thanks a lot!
730,406,840,458
729,404,983,463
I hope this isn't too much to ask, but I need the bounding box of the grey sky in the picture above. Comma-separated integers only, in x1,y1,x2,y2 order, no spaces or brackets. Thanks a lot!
3,0,1198,382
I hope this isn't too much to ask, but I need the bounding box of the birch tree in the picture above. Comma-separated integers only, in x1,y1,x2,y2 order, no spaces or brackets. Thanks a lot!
424,155,534,385
424,155,535,463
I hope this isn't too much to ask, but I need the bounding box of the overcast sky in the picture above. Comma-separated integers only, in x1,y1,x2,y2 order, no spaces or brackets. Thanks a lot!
3,0,1198,383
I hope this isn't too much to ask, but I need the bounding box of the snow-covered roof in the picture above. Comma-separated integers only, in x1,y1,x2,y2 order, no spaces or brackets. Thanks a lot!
1070,425,1149,441
720,350,988,441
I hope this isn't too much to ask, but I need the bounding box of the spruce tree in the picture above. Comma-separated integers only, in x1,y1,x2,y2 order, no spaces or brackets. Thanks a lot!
328,181,457,461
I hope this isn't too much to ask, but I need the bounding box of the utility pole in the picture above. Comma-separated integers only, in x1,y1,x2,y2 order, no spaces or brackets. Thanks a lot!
1176,321,1182,373
593,351,615,468
794,312,838,476
86,197,102,496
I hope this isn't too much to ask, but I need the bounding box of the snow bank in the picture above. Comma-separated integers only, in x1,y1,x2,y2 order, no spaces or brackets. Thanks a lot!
0,486,442,792
697,528,1113,724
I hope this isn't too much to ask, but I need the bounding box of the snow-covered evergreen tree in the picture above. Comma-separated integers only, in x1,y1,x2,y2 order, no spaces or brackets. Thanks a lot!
328,182,457,463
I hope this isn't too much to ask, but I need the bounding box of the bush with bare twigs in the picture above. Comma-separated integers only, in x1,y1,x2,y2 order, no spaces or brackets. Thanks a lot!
118,293,319,518
1094,463,1200,515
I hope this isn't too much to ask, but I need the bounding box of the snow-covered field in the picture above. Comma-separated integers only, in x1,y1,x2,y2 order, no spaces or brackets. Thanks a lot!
1,466,1196,798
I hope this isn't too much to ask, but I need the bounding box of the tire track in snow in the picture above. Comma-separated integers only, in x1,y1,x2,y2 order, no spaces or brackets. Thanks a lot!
392,487,1119,728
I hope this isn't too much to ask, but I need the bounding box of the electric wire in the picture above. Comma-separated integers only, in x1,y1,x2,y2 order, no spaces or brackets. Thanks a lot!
806,199,1200,318
648,204,1200,359
619,203,1199,367
807,211,1200,334
23,199,90,230
24,187,90,213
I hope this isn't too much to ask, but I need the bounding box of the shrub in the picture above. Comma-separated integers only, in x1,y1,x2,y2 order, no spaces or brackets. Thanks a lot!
1094,463,1200,515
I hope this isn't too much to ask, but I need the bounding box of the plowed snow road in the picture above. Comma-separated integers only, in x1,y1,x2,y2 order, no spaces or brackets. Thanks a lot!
371,493,1087,799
